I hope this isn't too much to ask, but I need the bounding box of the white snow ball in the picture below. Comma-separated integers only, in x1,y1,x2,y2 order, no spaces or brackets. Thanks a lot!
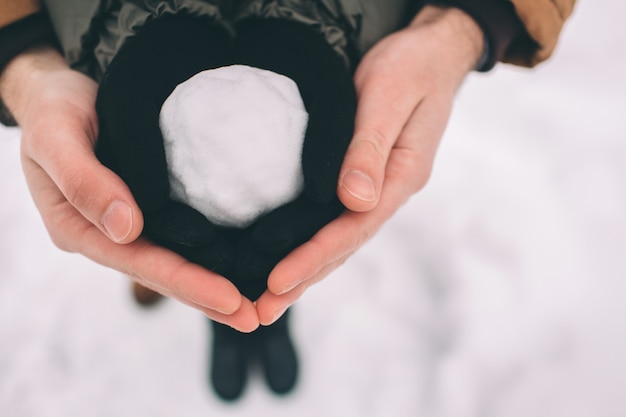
159,65,308,228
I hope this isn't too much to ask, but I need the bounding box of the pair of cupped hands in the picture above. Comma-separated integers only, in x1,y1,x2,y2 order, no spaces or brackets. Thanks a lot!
4,6,484,332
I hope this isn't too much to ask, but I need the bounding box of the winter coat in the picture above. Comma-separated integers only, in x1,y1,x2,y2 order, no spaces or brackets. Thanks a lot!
38,0,415,80
0,0,39,27
1,0,577,77
507,0,576,67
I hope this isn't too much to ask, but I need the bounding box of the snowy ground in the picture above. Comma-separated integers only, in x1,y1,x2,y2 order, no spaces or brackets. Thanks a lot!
1,2,625,416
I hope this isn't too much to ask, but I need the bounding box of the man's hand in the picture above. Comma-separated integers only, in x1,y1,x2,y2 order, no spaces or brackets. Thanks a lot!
255,5,485,325
0,46,259,332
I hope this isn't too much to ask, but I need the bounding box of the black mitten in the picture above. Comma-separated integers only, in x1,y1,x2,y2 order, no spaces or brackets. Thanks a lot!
234,18,357,204
231,19,357,300
96,15,237,275
97,16,357,301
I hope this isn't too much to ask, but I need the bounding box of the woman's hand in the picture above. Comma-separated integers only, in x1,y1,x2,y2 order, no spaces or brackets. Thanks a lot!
255,5,485,325
0,46,259,332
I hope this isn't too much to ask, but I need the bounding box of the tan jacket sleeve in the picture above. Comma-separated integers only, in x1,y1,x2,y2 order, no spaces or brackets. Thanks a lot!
0,0,41,28
506,0,577,67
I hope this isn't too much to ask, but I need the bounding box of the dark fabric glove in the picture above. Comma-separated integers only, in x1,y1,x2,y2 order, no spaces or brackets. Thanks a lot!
95,15,238,276
230,19,357,300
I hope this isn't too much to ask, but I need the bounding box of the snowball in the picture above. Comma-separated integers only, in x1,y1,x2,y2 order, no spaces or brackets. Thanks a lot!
159,65,308,228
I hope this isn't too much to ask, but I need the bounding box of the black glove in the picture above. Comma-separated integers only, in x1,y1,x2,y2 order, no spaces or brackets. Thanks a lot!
95,15,238,276
230,19,357,300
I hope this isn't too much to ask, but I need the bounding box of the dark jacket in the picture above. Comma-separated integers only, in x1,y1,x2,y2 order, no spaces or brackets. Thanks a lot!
41,0,415,80
0,0,578,74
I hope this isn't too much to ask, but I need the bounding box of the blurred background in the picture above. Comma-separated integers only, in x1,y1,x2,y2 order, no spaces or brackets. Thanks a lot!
1,1,625,416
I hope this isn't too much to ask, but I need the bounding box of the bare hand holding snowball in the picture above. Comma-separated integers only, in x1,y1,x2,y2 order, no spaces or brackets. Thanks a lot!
1,6,484,330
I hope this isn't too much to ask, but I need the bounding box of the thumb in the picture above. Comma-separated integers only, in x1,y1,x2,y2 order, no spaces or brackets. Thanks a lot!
66,153,143,244
28,130,144,244
338,75,419,213
337,129,387,212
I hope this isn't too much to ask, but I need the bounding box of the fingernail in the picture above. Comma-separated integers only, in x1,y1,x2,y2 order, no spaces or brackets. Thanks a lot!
342,170,376,202
102,200,133,243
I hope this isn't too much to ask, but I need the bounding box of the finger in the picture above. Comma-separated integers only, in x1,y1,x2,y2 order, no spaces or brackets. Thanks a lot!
128,250,259,331
86,234,244,315
338,71,422,212
99,236,259,330
269,99,443,295
23,127,143,244
130,275,259,333
201,298,260,333
255,281,308,326
266,204,386,297
25,156,247,318
256,259,343,325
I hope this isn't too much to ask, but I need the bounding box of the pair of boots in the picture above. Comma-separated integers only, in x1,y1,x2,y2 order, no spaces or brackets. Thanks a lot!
210,310,298,401
132,282,298,401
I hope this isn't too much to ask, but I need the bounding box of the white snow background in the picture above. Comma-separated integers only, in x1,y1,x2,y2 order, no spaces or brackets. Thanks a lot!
1,1,625,416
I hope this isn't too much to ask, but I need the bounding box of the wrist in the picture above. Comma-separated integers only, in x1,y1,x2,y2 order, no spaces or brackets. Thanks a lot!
420,0,528,71
0,45,69,124
0,11,61,126
409,5,485,74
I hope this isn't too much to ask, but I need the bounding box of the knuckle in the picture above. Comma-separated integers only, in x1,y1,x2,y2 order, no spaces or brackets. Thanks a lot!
354,129,390,164
121,263,141,282
48,233,72,252
390,146,433,194
62,170,95,211
45,220,75,252
413,166,432,192
351,221,376,250
357,228,374,248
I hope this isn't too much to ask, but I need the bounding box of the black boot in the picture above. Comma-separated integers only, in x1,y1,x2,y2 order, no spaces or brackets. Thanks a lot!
256,309,299,395
209,320,249,401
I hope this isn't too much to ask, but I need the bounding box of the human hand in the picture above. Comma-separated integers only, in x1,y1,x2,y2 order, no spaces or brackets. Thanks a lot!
0,46,258,332
255,5,486,325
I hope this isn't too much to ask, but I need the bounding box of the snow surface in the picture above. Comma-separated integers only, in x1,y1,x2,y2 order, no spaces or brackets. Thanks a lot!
1,2,626,416
160,65,307,228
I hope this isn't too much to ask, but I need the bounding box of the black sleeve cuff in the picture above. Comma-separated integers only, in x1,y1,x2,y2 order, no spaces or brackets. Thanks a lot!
0,13,59,126
423,0,526,72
